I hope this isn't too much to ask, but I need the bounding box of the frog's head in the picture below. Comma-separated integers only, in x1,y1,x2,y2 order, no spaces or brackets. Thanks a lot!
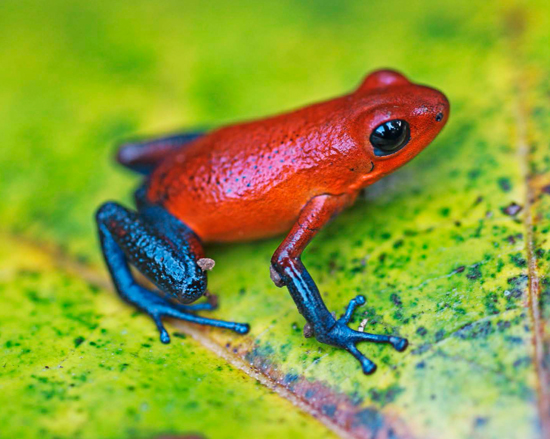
350,69,449,183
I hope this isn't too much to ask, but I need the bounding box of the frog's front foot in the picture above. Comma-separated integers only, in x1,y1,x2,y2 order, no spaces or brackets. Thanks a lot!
96,199,250,345
130,285,250,344
315,295,408,374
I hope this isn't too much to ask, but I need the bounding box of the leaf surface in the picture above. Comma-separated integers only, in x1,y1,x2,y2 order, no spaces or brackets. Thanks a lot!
1,0,549,438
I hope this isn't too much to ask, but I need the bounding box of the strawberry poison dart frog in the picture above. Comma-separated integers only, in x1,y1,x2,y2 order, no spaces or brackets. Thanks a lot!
96,70,449,374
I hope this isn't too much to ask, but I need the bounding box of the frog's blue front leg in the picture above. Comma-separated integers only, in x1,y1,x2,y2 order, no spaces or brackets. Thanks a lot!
95,197,249,343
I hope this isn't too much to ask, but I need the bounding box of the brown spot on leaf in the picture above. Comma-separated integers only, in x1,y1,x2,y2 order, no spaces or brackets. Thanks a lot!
240,346,414,439
453,266,466,274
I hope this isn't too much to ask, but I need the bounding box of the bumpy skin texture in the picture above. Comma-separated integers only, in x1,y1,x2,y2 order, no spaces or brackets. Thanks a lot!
100,70,449,374
147,70,449,242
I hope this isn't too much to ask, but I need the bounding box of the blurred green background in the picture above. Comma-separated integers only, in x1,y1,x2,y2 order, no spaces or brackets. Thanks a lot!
2,1,550,438
0,0,495,259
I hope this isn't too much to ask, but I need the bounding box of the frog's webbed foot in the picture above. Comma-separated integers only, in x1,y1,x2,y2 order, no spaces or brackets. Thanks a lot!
272,194,408,375
129,285,248,344
316,295,408,374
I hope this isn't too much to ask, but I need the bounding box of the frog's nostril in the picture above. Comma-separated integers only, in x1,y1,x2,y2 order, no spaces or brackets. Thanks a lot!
436,112,444,122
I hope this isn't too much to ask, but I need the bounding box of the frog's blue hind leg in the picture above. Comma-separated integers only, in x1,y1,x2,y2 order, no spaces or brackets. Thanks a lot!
95,196,249,343
117,131,205,175
270,195,407,375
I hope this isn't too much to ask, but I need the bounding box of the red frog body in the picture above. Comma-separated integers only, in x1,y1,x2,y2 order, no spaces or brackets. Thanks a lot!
146,70,448,242
98,70,449,374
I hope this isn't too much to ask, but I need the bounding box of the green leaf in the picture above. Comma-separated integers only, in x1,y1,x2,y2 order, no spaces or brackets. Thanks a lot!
1,0,550,438
0,238,336,439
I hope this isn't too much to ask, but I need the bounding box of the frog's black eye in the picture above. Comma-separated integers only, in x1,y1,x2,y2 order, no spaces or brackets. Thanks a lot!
369,120,410,156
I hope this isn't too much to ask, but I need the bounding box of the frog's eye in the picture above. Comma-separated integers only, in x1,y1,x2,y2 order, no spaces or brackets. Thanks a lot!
369,120,410,156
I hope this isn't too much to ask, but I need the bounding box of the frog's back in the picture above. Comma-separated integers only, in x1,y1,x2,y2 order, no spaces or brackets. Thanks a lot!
146,97,368,243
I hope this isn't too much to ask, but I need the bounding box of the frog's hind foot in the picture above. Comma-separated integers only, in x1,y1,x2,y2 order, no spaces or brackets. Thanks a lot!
320,295,408,374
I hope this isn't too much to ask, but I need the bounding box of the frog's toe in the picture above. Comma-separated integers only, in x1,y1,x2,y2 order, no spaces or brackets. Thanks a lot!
339,294,367,324
346,344,377,375
152,314,171,344
390,336,408,352
314,295,408,374
174,298,218,312
127,287,248,342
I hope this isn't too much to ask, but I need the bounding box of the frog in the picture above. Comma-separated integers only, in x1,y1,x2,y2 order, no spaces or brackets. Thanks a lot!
96,69,449,374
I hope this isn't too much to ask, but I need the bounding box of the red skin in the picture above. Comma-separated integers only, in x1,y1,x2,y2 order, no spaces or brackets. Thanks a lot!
146,70,449,243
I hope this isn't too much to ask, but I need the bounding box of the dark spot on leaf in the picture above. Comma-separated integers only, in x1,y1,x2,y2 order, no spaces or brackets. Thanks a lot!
501,202,522,216
509,253,527,268
513,356,532,368
468,169,481,180
498,177,512,192
466,264,482,280
416,326,427,336
435,329,446,342
484,292,500,315
505,336,524,345
390,293,402,307
352,408,383,434
411,343,431,355
508,274,528,287
454,321,493,340
474,417,488,428
506,233,523,244
283,373,299,386
74,336,85,348
321,404,336,416
369,385,404,406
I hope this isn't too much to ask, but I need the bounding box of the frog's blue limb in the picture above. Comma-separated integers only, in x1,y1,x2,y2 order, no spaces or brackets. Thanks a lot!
117,131,205,175
272,256,384,374
271,195,407,375
272,256,407,374
95,200,249,343
340,295,366,324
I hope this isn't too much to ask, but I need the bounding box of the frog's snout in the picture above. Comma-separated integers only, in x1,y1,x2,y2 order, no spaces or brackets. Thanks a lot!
432,91,450,125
